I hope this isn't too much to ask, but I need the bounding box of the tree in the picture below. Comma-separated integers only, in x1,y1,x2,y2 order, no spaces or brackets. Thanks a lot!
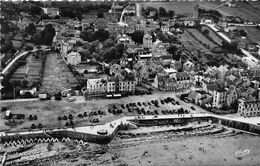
31,32,42,45
22,79,29,88
203,29,209,36
80,29,94,42
41,24,55,46
97,12,104,18
168,10,175,19
103,38,115,48
159,7,167,17
131,30,144,44
239,30,247,37
0,39,13,53
94,29,109,42
115,43,125,58
167,45,181,61
43,32,54,46
79,49,92,61
30,6,43,15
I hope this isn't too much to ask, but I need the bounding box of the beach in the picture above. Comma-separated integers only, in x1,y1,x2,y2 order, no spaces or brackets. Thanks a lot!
2,123,260,166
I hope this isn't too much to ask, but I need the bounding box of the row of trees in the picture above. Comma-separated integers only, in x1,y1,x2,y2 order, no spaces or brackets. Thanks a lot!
80,29,109,42
141,6,175,20
31,24,56,46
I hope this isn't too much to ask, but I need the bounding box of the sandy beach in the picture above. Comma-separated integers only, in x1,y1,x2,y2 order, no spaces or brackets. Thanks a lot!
2,123,259,166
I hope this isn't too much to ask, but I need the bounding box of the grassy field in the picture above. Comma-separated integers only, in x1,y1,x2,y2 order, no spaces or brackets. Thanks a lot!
40,53,79,95
186,28,219,49
139,1,196,15
200,1,260,22
201,25,224,46
237,27,260,44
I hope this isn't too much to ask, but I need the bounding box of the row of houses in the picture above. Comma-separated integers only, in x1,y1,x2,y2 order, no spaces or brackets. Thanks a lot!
82,74,136,98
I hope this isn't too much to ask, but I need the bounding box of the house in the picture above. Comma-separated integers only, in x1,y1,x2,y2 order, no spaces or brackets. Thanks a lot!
170,60,182,71
200,17,214,25
110,63,123,77
152,39,169,57
249,66,260,78
59,41,73,55
152,72,192,91
94,18,108,30
224,26,237,32
226,86,238,107
238,99,260,117
194,74,204,86
134,61,149,83
183,61,195,72
213,86,238,109
124,25,135,34
117,34,132,45
42,8,60,17
178,17,200,27
143,32,153,48
161,24,169,33
187,91,212,105
202,79,218,95
187,91,202,104
213,88,228,108
67,52,81,65
84,74,108,95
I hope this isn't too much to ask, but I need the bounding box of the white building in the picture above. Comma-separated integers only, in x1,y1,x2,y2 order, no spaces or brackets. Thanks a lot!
213,88,228,108
238,99,260,117
67,52,81,65
42,8,60,17
143,33,153,48
86,77,107,95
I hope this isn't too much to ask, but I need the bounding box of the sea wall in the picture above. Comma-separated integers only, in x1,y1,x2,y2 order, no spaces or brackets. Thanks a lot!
1,116,259,145
215,117,260,135
129,116,216,126
0,123,127,145
129,116,260,135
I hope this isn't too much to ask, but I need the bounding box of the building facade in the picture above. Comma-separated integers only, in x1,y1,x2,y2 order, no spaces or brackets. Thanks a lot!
238,99,260,117
152,72,192,91
67,52,81,66
213,88,228,108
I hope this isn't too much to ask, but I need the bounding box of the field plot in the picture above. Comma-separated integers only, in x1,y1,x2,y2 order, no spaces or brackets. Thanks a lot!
139,1,196,15
237,27,260,44
179,31,211,54
40,53,79,95
200,1,260,22
186,28,219,49
201,25,224,46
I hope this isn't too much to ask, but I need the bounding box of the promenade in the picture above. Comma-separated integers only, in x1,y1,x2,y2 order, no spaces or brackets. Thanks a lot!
1,113,259,144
